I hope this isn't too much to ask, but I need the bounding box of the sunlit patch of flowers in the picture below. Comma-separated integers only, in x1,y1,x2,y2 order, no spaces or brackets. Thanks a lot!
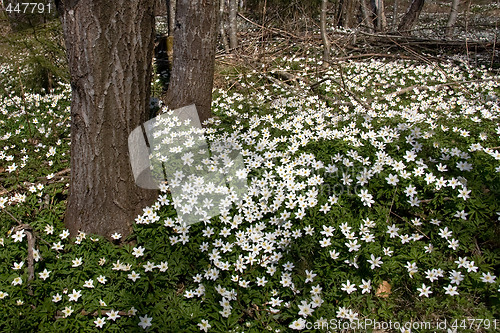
1,57,499,331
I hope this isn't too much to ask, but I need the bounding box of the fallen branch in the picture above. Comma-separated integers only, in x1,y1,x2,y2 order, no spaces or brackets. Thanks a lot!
237,13,299,40
387,78,500,98
55,309,135,319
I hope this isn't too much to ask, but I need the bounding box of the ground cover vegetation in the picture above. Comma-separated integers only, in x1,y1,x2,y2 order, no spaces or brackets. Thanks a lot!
0,2,499,332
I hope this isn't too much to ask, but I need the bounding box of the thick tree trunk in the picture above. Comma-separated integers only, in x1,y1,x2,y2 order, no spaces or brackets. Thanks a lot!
397,0,425,34
57,0,158,239
164,0,218,125
228,0,238,49
320,0,331,63
446,0,460,38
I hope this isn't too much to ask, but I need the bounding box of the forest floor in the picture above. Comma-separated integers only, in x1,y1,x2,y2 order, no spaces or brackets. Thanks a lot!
0,2,499,332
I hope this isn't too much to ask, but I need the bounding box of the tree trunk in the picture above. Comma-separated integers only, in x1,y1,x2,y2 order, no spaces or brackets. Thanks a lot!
164,0,218,125
168,0,176,36
219,0,230,53
375,0,387,31
446,0,460,38
228,0,238,49
391,0,398,31
397,0,425,34
340,0,358,28
320,0,331,63
57,0,158,239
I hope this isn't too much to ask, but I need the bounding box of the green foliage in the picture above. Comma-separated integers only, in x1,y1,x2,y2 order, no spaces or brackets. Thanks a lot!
1,48,500,332
0,19,68,94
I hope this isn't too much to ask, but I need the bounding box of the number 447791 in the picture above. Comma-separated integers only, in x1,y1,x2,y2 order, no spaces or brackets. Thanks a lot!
3,2,52,14
450,319,497,330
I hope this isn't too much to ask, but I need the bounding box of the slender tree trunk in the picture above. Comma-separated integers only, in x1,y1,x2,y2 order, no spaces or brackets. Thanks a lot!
375,0,387,31
228,0,238,49
320,0,331,63
168,0,176,36
360,0,374,33
164,0,218,125
341,0,358,28
397,0,425,34
219,0,230,52
391,0,398,31
56,0,158,239
446,0,460,38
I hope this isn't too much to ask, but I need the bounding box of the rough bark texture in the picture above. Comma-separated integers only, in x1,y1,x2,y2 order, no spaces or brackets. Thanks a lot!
164,0,218,125
57,0,158,239
228,0,238,49
446,0,460,38
320,0,331,63
398,0,425,34
219,0,230,52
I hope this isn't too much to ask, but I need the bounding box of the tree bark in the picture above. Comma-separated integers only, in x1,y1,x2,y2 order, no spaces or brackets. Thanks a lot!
57,0,158,239
219,0,230,52
168,0,176,36
320,0,331,63
391,0,398,31
228,0,238,49
360,0,374,33
164,0,218,125
375,0,387,31
446,0,460,38
397,0,425,34
340,0,358,28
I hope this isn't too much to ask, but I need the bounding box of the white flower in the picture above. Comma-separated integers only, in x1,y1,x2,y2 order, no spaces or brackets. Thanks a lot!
62,306,73,317
132,246,145,257
341,280,357,294
68,289,82,302
83,279,94,288
111,232,122,240
52,293,62,303
480,272,496,283
417,283,432,297
298,300,313,317
12,261,24,270
39,269,51,280
358,189,374,207
444,284,459,296
107,309,121,321
198,319,211,332
138,315,153,329
72,257,83,267
128,271,140,282
157,261,168,272
289,318,306,330
11,277,22,286
367,254,383,270
97,275,107,284
59,229,70,239
94,317,106,328
11,230,25,243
